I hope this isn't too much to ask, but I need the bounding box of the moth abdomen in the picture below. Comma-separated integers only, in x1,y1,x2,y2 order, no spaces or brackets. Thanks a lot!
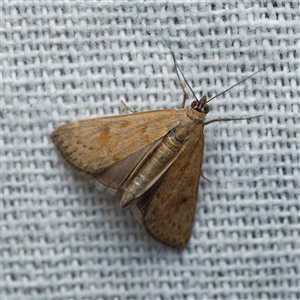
119,128,186,208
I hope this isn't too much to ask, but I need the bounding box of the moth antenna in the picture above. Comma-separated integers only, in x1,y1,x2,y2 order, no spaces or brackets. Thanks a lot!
163,40,199,104
206,64,273,103
164,40,272,108
172,54,199,102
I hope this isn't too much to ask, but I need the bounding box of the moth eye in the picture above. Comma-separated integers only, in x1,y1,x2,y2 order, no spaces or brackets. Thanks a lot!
191,100,199,110
203,104,210,114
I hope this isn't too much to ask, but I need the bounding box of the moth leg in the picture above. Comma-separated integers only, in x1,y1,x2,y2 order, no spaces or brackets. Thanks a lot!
201,173,211,183
121,100,136,113
204,115,261,126
170,52,187,109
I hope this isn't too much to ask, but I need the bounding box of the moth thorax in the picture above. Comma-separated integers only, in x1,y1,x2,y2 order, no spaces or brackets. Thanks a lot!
187,108,206,124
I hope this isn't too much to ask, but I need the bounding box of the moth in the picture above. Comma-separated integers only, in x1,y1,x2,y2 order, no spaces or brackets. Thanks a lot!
51,52,265,250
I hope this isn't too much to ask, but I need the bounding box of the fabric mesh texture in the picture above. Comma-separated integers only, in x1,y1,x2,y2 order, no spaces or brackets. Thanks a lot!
2,1,299,299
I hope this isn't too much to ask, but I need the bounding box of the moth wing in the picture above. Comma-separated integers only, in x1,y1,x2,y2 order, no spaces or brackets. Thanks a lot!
133,134,204,250
51,110,183,175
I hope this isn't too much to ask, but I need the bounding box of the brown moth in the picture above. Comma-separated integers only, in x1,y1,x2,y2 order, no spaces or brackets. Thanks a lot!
51,52,265,250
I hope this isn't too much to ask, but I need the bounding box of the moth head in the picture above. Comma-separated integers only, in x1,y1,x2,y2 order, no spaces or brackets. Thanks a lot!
191,95,210,114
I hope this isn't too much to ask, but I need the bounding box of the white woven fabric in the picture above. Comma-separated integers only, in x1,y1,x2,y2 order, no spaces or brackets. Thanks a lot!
2,1,299,299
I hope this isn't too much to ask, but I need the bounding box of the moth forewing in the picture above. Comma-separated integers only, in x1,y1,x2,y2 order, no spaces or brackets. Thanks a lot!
141,151,203,250
135,109,206,250
50,110,182,176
